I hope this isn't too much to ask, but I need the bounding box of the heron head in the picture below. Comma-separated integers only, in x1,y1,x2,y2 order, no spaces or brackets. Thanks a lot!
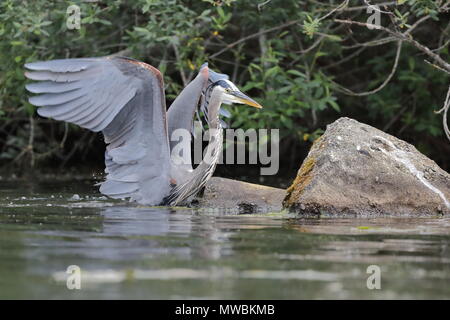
214,79,263,109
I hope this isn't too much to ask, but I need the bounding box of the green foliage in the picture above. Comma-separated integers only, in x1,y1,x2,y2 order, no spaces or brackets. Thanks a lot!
405,0,440,19
394,9,411,29
302,15,321,39
0,0,449,170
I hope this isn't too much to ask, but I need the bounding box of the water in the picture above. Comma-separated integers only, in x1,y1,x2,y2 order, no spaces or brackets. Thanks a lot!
0,180,449,299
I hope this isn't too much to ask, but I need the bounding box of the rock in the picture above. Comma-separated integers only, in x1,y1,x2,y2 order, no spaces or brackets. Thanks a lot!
69,194,81,201
283,117,450,216
198,177,285,213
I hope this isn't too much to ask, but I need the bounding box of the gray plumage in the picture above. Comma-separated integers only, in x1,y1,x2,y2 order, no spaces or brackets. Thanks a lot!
24,56,261,206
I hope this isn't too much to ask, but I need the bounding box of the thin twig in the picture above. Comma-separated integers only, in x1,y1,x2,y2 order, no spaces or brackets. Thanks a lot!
363,0,395,16
322,46,366,70
210,0,349,59
315,1,397,13
341,36,396,49
171,41,188,86
435,84,450,142
209,20,301,59
317,0,349,22
28,114,35,167
257,0,271,11
333,41,402,96
60,122,69,148
334,18,450,73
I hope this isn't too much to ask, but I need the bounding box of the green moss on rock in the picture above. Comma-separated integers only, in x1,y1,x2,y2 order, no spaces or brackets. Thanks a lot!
283,157,316,206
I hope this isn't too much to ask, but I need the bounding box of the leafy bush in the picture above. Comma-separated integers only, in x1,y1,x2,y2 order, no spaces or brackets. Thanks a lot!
0,0,449,173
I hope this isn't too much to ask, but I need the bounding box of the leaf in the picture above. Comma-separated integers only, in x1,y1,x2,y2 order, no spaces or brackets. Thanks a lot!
264,66,279,78
327,99,341,112
10,40,23,46
325,34,342,42
287,70,306,78
302,15,321,39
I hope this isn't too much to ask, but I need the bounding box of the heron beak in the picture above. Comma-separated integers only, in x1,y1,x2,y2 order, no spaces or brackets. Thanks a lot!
229,91,263,109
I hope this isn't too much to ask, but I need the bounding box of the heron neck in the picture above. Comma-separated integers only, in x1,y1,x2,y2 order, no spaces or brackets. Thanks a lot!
165,88,225,205
184,89,223,185
206,88,224,128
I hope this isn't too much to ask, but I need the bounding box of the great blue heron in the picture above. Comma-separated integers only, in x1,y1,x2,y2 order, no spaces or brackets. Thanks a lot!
24,56,262,206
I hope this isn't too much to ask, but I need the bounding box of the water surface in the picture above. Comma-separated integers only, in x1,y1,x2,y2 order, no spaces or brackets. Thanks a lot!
0,180,449,299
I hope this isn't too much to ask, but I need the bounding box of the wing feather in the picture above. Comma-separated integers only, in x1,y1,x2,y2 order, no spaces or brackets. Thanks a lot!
26,81,83,93
24,67,102,82
24,58,92,72
25,56,172,205
28,88,87,106
37,96,90,118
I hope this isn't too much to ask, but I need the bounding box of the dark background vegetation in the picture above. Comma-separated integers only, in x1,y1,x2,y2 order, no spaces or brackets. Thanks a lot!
0,0,449,183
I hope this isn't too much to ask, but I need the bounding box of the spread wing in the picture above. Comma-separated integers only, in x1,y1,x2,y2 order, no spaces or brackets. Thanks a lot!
25,56,172,205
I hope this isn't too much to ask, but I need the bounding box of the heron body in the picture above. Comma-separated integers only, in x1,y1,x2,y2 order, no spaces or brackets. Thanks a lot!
24,56,261,206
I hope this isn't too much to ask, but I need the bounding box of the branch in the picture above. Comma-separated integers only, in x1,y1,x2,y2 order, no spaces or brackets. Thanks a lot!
335,15,450,143
171,41,188,86
28,114,35,167
435,84,450,142
209,0,349,59
209,20,301,59
314,1,397,13
322,46,366,70
257,0,272,11
333,41,402,96
317,0,349,22
363,0,395,17
334,19,450,73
